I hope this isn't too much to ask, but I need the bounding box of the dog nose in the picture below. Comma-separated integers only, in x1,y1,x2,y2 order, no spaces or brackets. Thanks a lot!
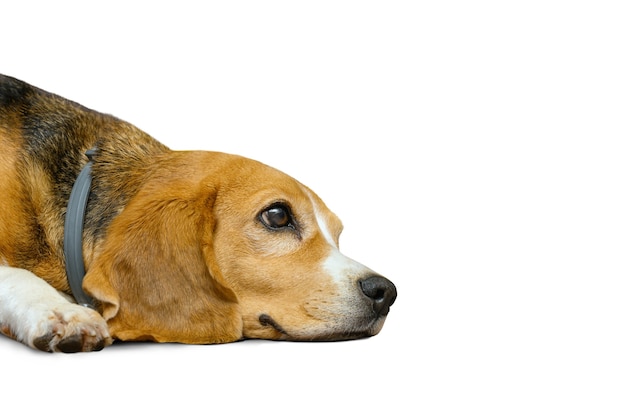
359,276,397,316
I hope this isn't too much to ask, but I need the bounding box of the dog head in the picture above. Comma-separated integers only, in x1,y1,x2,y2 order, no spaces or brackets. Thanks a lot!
84,151,396,343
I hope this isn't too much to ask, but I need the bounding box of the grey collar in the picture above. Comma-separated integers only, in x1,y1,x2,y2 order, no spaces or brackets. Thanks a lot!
63,149,96,309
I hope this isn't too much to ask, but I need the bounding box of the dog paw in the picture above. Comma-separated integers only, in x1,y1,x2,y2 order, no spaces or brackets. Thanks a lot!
29,305,112,353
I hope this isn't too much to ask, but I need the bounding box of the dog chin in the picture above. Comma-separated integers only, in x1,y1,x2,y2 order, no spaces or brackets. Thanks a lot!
304,317,387,342
249,313,387,342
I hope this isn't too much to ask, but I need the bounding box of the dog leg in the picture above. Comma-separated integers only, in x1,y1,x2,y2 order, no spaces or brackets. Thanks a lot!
0,266,112,352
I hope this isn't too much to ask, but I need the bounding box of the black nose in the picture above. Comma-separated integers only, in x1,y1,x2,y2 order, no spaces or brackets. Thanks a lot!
359,276,397,316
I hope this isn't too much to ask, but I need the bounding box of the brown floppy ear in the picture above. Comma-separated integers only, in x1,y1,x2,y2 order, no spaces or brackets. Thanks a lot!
83,180,242,344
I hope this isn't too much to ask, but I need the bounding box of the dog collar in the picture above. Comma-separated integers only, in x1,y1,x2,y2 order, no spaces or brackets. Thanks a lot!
63,149,96,309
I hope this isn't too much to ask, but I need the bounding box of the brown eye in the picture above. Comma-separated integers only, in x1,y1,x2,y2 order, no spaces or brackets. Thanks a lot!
260,204,294,230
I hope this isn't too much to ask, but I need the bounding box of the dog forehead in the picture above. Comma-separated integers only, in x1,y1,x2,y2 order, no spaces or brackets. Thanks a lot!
218,158,337,221
202,153,343,235
219,154,298,186
214,155,298,193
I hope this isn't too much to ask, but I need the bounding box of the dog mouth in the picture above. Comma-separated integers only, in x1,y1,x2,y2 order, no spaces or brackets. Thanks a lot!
259,314,290,337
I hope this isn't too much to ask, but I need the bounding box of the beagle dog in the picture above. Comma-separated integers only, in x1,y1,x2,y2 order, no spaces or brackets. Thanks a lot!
0,74,397,352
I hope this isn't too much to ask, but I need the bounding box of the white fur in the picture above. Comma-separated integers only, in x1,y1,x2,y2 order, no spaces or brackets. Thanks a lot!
0,266,111,352
305,189,338,248
323,248,372,284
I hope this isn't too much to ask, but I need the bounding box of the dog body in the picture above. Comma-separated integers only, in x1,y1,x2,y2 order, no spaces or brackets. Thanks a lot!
0,74,396,352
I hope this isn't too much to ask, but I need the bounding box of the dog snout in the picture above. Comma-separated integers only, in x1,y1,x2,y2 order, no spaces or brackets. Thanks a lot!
359,276,397,316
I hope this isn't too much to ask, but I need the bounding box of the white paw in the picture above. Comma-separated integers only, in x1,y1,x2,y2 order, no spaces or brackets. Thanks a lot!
0,267,112,353
29,304,112,353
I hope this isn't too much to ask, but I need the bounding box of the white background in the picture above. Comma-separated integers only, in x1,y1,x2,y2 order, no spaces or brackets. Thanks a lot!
2,1,625,409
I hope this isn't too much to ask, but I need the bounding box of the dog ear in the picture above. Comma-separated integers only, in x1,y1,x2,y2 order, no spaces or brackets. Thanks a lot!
83,180,242,344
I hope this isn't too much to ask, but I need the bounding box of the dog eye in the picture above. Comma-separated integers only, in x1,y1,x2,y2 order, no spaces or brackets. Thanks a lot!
259,205,294,230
